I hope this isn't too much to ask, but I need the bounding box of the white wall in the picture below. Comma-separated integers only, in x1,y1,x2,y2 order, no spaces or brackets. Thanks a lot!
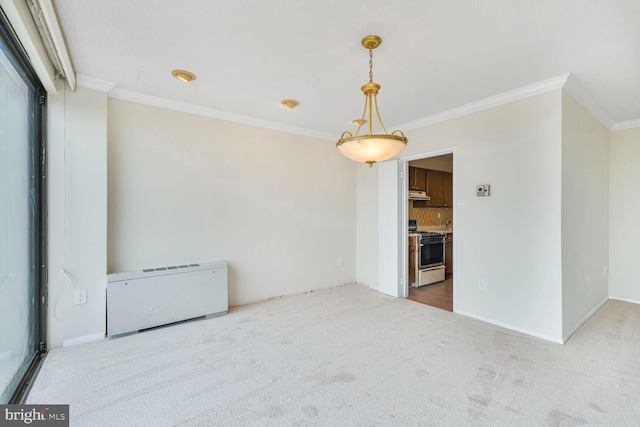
107,99,356,307
560,93,609,340
609,127,640,303
355,164,379,289
48,83,108,348
358,91,564,341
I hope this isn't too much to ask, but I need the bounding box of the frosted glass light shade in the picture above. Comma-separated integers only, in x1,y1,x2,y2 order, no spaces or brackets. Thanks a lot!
336,134,407,167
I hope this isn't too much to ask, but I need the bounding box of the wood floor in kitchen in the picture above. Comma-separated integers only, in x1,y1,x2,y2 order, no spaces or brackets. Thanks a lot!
408,278,453,312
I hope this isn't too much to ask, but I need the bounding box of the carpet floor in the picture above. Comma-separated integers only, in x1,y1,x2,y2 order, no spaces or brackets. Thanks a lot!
27,284,640,426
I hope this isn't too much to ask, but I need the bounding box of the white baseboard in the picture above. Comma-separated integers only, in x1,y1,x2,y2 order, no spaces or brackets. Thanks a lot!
355,281,376,290
562,297,609,343
609,296,640,305
455,309,564,344
230,283,355,308
62,332,105,348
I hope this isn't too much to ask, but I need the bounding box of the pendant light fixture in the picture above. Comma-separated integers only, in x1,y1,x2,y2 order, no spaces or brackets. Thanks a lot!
337,35,408,168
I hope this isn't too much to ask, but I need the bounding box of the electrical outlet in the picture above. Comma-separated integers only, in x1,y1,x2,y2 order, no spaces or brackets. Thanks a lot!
585,276,591,289
337,257,343,266
603,266,608,276
74,290,87,305
478,279,486,290
477,185,490,197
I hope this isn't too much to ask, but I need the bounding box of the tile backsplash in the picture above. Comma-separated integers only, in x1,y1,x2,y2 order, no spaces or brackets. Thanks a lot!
408,204,453,227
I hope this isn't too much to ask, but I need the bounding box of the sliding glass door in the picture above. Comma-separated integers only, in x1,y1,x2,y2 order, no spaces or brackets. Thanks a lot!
0,8,47,403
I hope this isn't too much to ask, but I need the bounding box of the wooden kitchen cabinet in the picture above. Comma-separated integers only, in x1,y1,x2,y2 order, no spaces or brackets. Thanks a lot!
409,167,453,208
408,166,426,192
443,172,453,207
409,167,428,207
426,170,444,206
408,236,417,286
445,233,453,278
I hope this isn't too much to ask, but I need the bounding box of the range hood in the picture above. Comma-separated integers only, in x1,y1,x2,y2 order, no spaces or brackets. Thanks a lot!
409,190,430,201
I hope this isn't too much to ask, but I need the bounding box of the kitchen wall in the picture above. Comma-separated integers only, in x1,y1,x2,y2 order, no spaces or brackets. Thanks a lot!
609,126,640,303
357,90,564,342
107,99,356,308
561,92,610,341
408,206,453,227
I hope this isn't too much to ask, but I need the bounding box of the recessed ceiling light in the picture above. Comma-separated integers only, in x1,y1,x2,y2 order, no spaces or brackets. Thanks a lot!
171,69,196,83
281,99,299,109
352,119,367,125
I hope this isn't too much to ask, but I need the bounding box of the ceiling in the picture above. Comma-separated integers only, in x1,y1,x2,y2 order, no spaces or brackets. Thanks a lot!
410,154,453,172
53,0,640,139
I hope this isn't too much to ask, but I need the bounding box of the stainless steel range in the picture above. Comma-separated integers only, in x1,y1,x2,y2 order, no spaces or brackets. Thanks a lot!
418,231,446,269
416,231,446,287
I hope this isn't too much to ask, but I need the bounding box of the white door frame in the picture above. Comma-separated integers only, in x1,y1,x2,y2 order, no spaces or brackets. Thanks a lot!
397,148,457,300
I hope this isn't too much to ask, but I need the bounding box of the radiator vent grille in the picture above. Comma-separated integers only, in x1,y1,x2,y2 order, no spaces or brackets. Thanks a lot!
108,262,217,283
141,264,201,274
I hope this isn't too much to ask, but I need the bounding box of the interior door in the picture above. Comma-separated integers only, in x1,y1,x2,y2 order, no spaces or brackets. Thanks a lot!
377,160,404,297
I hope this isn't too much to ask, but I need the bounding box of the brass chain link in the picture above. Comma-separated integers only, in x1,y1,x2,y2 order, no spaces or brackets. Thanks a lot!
369,49,374,82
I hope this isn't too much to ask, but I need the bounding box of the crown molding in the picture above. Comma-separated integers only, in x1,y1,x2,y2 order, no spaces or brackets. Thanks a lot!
108,87,334,141
562,74,614,129
611,118,640,131
76,74,117,92
78,73,640,135
396,73,633,132
395,74,570,132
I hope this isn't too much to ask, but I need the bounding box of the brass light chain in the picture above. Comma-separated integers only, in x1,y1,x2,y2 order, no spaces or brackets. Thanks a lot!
369,48,374,82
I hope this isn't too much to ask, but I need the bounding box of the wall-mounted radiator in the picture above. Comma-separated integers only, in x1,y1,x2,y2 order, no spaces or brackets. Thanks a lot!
106,261,228,337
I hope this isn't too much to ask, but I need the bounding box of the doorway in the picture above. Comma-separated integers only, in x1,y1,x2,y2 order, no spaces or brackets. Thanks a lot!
404,152,455,312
